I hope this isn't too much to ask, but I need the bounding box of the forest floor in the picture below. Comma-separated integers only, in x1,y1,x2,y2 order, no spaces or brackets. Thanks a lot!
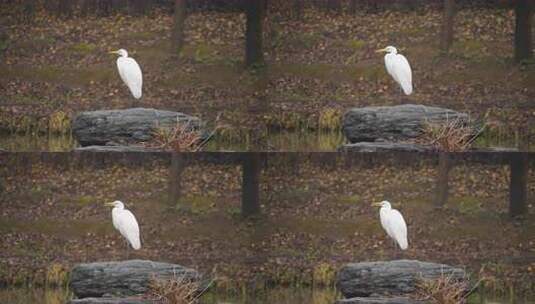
0,156,534,296
0,3,534,299
0,5,534,142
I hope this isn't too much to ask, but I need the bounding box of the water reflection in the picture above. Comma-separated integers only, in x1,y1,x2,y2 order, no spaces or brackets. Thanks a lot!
0,287,532,304
0,128,528,152
0,133,78,152
0,288,72,304
0,131,345,152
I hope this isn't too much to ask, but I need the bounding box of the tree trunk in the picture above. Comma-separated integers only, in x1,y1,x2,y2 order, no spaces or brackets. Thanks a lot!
434,152,451,208
514,0,533,62
349,0,358,14
21,0,35,23
129,0,150,15
168,153,185,206
509,153,528,217
57,0,74,17
241,153,261,216
245,0,265,67
439,0,455,52
293,0,303,19
172,0,187,53
327,0,342,12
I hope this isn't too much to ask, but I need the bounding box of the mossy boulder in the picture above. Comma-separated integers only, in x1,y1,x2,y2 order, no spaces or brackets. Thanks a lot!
69,259,204,298
72,108,204,147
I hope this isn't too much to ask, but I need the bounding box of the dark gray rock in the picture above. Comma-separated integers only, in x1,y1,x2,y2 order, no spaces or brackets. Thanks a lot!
69,259,203,298
336,297,426,304
342,104,469,143
74,145,158,152
72,108,203,147
336,260,467,298
68,298,151,304
339,142,433,152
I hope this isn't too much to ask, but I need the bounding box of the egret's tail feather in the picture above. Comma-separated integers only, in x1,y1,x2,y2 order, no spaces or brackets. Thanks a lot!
398,239,408,250
132,90,142,99
401,82,412,95
130,238,141,250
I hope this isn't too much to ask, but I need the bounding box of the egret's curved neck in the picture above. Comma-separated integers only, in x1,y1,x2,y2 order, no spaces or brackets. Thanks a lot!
381,205,391,211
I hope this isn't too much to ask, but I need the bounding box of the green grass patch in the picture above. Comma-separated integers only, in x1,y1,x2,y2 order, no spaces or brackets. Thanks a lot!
451,40,488,60
176,195,216,214
271,63,354,82
288,32,322,49
69,42,97,54
74,195,96,205
450,196,483,215
354,64,388,82
180,42,222,64
0,218,111,236
336,194,360,205
0,65,113,86
125,30,157,41
346,39,366,51
14,36,56,50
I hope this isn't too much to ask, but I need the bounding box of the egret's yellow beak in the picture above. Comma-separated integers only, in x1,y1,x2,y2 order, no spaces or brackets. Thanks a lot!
375,48,387,53
371,201,382,207
105,202,115,207
108,50,118,54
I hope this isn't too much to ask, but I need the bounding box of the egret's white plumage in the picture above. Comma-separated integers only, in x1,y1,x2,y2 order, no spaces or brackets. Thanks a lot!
107,200,141,250
110,49,142,99
376,46,412,95
373,200,408,250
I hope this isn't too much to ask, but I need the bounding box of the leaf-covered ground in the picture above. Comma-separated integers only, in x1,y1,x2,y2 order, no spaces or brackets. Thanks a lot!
0,156,533,295
0,5,534,139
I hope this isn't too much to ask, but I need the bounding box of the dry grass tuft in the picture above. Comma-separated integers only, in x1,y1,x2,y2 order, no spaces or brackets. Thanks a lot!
414,272,479,304
418,116,485,152
145,119,203,152
147,272,212,304
144,115,222,152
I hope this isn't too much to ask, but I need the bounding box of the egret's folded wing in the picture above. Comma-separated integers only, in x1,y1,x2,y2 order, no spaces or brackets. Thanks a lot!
116,210,141,249
117,57,143,99
389,209,408,250
391,54,412,95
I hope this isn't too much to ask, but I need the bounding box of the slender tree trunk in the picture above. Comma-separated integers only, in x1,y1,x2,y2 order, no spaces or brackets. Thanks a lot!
21,0,35,23
434,153,451,208
439,0,455,52
327,0,341,12
129,0,150,15
293,0,303,19
172,0,187,53
245,0,265,67
241,153,261,217
111,0,127,14
349,0,357,14
57,0,74,17
514,0,533,62
509,153,528,217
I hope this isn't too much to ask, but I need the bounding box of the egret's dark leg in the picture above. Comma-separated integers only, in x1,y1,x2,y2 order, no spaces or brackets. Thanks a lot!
124,239,129,260
391,239,399,260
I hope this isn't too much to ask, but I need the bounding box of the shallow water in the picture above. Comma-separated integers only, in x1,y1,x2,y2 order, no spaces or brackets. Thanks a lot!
0,131,345,152
0,128,528,152
0,287,533,304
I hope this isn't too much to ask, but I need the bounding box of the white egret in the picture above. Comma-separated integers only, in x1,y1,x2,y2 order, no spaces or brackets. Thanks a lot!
371,200,408,250
376,46,412,95
109,49,143,99
105,200,141,257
